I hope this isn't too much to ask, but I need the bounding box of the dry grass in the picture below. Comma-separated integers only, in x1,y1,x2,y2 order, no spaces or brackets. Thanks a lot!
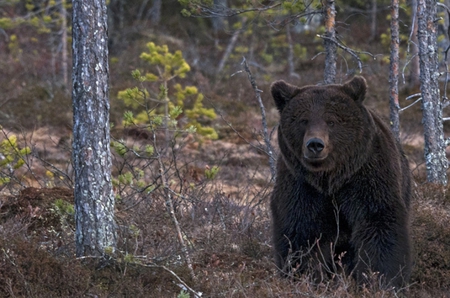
1,124,450,297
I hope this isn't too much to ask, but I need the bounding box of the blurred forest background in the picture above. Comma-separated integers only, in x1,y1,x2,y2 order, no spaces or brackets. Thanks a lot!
1,0,450,297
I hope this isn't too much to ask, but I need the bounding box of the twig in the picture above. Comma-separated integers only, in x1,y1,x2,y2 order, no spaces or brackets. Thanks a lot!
317,34,377,74
142,262,202,297
402,52,418,85
188,3,281,18
216,108,272,156
241,57,276,179
405,93,421,100
153,129,196,281
3,248,32,297
217,18,246,74
399,97,422,113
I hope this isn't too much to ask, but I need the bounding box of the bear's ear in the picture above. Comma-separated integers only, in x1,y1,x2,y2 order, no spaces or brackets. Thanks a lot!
342,76,367,103
271,80,299,112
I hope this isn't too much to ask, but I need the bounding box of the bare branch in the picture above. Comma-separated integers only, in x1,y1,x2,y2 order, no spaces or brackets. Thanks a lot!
241,57,276,180
401,52,419,84
143,263,202,297
153,129,196,281
406,92,421,100
399,97,422,113
217,18,247,74
317,34,377,74
189,3,282,18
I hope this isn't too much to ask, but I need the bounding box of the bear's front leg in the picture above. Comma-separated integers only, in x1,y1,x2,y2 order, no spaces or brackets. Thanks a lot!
271,186,339,279
349,202,411,289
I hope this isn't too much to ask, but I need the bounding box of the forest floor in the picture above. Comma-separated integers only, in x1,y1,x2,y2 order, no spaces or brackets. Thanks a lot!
1,115,450,297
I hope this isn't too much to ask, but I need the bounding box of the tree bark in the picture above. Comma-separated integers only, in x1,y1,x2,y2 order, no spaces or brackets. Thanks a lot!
323,0,337,84
148,0,162,24
72,0,117,256
370,0,377,41
286,23,299,78
212,0,227,32
417,0,448,185
60,0,68,88
410,0,421,87
389,0,400,140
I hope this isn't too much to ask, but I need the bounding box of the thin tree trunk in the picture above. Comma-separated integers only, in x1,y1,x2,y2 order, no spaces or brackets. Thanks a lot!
136,0,150,22
410,0,420,87
118,0,124,29
370,0,377,41
212,0,227,32
217,18,244,74
242,58,276,179
60,0,68,88
148,0,162,24
323,0,337,84
72,0,117,256
286,23,299,78
417,0,448,185
389,0,400,140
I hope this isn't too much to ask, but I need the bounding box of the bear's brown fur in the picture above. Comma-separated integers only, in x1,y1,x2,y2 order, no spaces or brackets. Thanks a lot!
270,76,412,289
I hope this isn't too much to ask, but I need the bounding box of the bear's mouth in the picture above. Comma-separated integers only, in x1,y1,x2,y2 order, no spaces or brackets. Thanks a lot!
303,154,327,162
302,154,328,169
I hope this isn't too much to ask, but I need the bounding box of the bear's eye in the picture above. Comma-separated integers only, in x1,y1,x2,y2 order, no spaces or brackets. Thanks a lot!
327,121,335,127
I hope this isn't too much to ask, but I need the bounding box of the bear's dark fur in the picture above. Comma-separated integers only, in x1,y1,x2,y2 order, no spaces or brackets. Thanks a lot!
270,76,412,289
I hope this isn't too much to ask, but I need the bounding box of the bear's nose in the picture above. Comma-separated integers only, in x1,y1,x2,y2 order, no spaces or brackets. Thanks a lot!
306,138,325,154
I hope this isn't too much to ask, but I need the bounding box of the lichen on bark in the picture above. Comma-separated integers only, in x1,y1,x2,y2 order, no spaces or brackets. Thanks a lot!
72,0,116,257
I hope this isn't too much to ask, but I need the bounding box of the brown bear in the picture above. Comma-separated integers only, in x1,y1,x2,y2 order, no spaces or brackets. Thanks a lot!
270,76,412,289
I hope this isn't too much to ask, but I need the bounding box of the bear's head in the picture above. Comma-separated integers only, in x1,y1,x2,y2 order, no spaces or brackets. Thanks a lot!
271,76,372,174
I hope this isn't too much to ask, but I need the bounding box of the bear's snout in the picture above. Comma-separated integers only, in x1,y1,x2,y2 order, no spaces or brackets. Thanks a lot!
306,138,325,154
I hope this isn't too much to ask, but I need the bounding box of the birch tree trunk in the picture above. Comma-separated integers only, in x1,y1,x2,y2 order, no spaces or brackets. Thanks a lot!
72,0,117,256
389,0,400,140
417,0,448,185
323,0,337,84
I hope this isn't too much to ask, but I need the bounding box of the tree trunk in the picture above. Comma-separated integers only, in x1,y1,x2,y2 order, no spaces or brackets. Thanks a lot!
72,0,117,256
60,0,68,88
323,0,337,84
389,0,400,140
286,23,299,79
148,0,162,24
370,0,377,41
410,0,421,87
417,0,448,185
212,0,227,32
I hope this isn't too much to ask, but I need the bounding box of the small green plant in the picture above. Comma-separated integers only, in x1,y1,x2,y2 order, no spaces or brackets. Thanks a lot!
177,290,190,298
50,198,75,232
52,198,75,216
205,165,220,180
0,131,31,186
113,43,222,282
117,42,218,140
